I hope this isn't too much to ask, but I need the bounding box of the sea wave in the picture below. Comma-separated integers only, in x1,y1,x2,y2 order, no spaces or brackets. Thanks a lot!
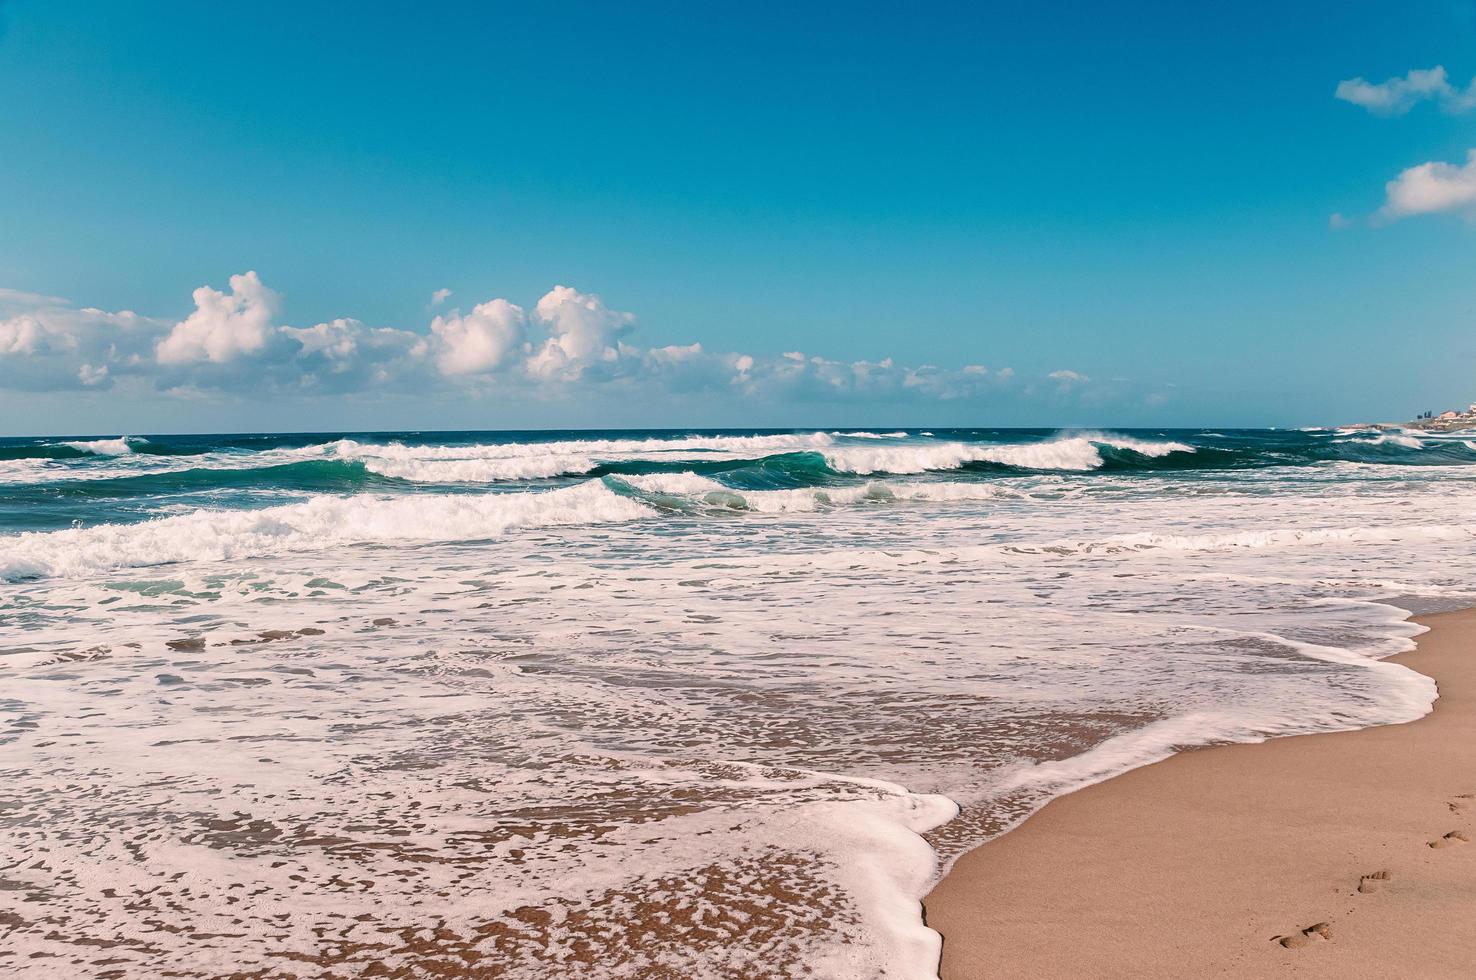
59,436,142,455
0,437,149,462
1370,433,1424,449
323,432,836,463
824,435,1194,475
310,434,841,484
358,454,598,482
7,429,1475,503
612,472,1024,513
0,480,653,581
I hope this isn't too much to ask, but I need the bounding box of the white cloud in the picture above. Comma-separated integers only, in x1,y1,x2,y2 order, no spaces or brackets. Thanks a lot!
1381,149,1476,219
429,298,525,375
281,318,362,359
526,285,636,380
0,291,157,392
0,271,1107,406
0,315,42,355
0,287,69,310
156,271,280,364
431,288,452,306
78,363,109,385
1335,66,1476,115
1328,212,1353,230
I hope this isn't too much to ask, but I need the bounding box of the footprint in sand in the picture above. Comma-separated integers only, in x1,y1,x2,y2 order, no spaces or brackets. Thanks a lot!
1358,870,1392,894
1276,922,1332,949
1449,795,1473,814
1429,831,1470,849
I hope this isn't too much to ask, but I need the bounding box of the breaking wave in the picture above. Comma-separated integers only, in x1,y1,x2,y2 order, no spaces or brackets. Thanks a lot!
0,480,652,581
823,435,1194,475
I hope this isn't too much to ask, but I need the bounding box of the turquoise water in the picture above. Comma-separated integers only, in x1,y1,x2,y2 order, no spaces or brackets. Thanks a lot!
2,426,1471,542
1,426,1474,977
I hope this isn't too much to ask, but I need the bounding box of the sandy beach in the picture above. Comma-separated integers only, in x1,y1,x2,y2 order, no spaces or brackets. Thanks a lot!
926,608,1476,979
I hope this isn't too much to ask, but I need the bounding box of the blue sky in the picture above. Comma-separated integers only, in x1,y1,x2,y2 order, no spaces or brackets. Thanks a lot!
0,0,1474,433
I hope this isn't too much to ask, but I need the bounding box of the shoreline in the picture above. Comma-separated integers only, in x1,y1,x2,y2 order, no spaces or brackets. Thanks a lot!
924,608,1476,979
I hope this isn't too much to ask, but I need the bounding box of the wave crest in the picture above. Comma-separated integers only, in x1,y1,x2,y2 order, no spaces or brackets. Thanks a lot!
0,480,653,581
57,436,142,456
309,434,839,484
824,435,1194,475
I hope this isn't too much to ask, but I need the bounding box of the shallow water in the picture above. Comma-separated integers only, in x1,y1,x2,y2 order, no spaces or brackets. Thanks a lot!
1,427,1473,977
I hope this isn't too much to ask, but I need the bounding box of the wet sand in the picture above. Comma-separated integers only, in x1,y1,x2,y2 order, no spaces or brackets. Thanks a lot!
926,608,1476,979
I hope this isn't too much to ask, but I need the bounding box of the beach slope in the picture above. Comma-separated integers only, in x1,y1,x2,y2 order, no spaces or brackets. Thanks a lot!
926,608,1476,979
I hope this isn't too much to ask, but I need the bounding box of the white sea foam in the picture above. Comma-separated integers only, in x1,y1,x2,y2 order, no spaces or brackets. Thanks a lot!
59,435,139,455
310,433,840,484
615,472,732,495
1087,433,1195,456
9,430,1476,978
0,434,849,487
0,431,1199,488
824,434,1192,475
613,473,1023,513
724,484,887,512
359,453,598,482
1033,522,1476,557
1368,433,1425,449
324,432,835,463
0,480,652,580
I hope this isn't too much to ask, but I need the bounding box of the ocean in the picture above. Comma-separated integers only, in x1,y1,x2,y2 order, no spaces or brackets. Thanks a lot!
1,426,1473,977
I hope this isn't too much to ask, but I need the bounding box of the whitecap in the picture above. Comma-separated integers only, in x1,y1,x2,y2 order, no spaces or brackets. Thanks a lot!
0,480,653,581
58,436,139,455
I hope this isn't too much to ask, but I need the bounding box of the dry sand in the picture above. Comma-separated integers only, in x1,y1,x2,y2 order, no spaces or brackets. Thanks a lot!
925,608,1476,979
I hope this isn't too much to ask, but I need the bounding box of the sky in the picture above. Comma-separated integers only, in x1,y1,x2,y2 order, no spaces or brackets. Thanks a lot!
0,0,1474,434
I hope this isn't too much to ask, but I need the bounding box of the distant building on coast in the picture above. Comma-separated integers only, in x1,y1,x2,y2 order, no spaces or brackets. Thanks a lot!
1403,402,1476,432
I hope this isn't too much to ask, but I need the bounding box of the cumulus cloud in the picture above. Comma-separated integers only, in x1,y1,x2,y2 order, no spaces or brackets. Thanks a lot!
0,271,1122,407
1380,149,1476,219
0,290,159,391
1335,66,1476,115
429,299,525,375
526,286,636,380
0,315,41,355
280,318,362,360
156,271,280,364
431,288,452,306
78,363,109,386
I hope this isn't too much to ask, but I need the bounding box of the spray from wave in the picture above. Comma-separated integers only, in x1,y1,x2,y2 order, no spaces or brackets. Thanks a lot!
57,436,142,455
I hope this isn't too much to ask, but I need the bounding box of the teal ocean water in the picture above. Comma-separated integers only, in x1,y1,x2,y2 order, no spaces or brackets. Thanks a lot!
2,427,1474,976
2,426,1473,545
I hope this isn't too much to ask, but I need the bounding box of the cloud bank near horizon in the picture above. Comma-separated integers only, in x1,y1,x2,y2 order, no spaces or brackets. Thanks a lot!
0,274,1100,408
